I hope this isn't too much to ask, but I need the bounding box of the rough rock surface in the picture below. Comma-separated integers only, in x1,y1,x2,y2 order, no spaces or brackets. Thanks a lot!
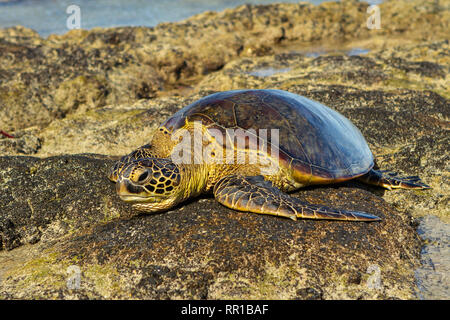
0,155,423,299
0,0,448,132
0,0,448,299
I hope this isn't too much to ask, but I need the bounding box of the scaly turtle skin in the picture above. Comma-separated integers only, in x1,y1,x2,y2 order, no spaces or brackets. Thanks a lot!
109,89,430,221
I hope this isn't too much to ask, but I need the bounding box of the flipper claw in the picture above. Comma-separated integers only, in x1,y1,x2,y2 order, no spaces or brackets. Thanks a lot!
214,175,381,222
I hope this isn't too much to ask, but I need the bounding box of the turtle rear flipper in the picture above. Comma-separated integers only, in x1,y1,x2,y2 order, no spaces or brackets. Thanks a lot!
359,169,431,190
214,175,380,222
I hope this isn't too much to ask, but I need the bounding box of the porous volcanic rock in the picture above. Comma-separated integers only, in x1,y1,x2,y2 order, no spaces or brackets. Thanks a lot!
0,154,422,299
0,0,448,131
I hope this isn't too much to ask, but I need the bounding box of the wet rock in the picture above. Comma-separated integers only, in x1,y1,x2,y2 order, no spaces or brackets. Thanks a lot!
387,58,445,79
35,96,196,157
0,154,129,250
415,215,450,299
0,154,422,299
196,40,449,96
0,0,448,132
0,129,41,155
295,287,323,300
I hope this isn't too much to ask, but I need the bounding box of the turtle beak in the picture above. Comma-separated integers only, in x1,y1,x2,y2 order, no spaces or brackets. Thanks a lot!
115,179,165,203
116,180,146,201
116,181,132,198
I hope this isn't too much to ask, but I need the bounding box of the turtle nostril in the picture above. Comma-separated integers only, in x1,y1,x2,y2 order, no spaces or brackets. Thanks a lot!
138,171,149,182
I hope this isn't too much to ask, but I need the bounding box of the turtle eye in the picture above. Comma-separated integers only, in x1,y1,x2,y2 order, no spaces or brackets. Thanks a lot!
138,171,149,182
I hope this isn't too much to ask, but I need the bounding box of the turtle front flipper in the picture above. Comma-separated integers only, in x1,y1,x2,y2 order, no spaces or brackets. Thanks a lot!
213,175,380,222
358,169,431,190
108,144,156,182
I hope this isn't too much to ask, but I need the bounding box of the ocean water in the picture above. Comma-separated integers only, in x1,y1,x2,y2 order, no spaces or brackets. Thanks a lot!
0,0,331,37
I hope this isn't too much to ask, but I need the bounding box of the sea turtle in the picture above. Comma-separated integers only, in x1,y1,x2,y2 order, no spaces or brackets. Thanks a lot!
109,89,430,221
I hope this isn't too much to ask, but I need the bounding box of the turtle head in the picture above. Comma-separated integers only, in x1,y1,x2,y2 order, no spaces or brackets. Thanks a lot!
115,158,183,212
